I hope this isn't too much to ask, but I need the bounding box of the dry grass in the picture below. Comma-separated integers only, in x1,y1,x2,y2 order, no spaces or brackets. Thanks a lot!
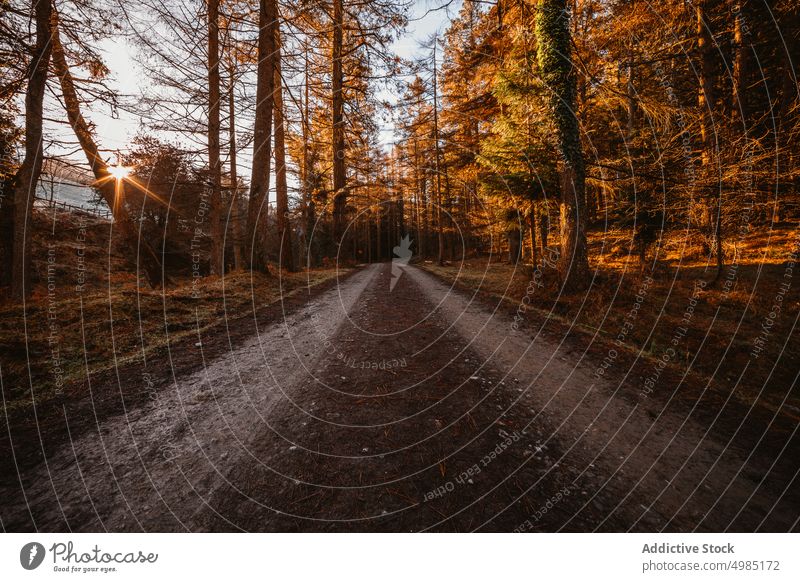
0,269,342,412
0,209,343,413
423,224,800,412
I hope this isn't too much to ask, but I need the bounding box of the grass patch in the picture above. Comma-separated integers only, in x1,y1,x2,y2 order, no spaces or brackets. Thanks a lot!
0,268,344,413
422,225,800,413
0,209,346,414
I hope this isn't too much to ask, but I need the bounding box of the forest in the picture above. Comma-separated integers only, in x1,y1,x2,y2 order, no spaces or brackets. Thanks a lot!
1,0,797,292
0,0,799,533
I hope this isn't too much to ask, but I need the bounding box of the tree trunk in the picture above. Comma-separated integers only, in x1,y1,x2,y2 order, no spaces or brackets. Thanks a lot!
731,2,749,126
529,209,538,267
227,57,242,270
422,171,429,257
246,0,276,273
443,153,452,260
696,0,724,276
432,42,445,266
413,136,424,257
536,0,589,290
626,43,636,144
9,0,52,299
393,150,406,239
273,23,294,272
376,204,382,260
207,0,223,275
508,223,521,264
540,203,549,258
331,0,347,244
366,210,372,263
697,0,715,169
51,12,164,288
301,45,311,268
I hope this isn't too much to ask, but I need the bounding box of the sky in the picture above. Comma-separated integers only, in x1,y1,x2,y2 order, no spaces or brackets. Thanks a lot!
378,0,462,147
67,0,463,171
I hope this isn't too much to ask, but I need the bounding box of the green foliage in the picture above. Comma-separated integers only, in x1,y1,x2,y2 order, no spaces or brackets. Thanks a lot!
478,6,558,216
535,0,582,177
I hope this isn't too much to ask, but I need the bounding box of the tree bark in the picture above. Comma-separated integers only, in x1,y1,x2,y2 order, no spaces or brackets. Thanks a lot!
422,170,429,258
51,11,164,288
536,0,589,290
227,56,242,270
9,0,52,300
696,0,724,276
366,208,372,263
331,0,347,244
432,41,444,266
627,49,636,143
246,0,276,273
207,0,223,275
301,45,311,268
508,222,521,264
273,21,294,272
731,2,749,126
412,136,424,257
697,0,715,168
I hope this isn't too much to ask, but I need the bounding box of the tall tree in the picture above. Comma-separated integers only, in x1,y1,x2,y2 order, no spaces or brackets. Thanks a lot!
695,0,723,276
731,1,749,127
225,47,243,270
207,0,223,275
432,39,445,266
50,12,165,286
536,0,589,290
9,0,52,300
331,0,347,244
273,17,294,271
246,0,276,272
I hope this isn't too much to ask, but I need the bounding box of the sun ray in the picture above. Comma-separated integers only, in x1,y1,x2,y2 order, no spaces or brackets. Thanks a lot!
114,174,123,215
91,168,175,215
91,174,114,188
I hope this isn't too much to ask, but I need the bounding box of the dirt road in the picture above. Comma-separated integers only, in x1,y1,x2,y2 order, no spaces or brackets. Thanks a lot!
2,263,798,532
